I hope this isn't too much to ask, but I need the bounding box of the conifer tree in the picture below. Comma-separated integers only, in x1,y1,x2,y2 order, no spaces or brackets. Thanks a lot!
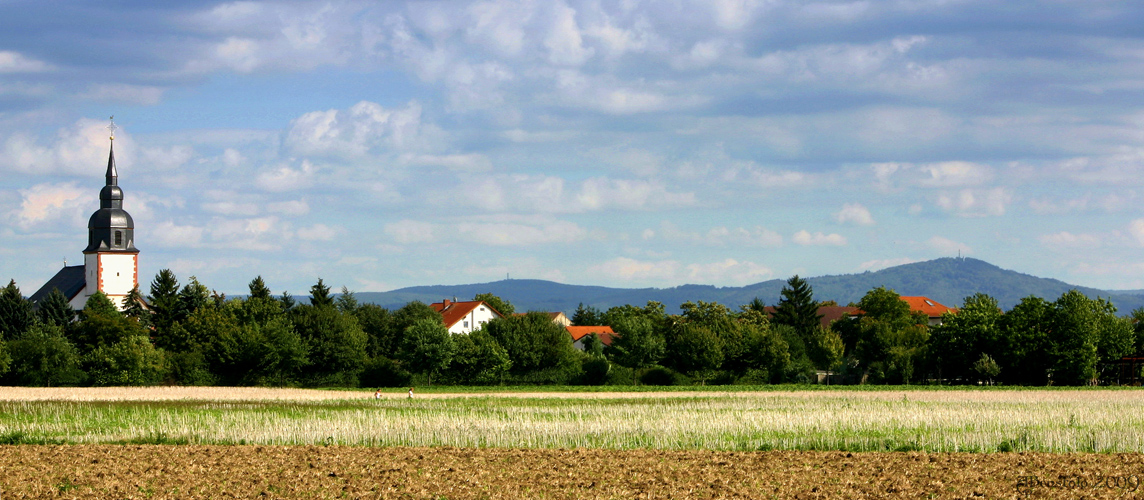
770,275,823,339
310,278,333,307
148,269,180,330
122,285,149,327
36,288,75,327
0,279,34,340
336,286,359,313
279,291,296,311
248,276,272,300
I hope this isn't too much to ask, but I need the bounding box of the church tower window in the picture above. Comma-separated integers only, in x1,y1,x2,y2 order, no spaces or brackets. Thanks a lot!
115,230,122,247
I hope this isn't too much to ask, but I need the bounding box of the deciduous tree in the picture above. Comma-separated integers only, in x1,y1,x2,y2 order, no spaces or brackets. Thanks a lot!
400,318,455,386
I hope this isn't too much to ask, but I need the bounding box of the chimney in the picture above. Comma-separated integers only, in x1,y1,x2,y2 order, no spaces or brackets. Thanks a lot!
443,298,451,308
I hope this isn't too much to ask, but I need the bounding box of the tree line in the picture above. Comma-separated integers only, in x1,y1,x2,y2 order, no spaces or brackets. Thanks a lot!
0,272,1139,387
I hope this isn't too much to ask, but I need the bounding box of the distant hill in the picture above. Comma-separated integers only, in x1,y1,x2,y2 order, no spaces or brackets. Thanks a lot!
354,257,1144,315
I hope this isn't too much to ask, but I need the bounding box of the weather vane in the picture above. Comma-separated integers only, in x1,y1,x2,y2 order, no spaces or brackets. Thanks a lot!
108,115,116,141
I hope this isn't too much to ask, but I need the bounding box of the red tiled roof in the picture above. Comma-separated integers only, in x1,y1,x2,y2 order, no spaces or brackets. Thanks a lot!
428,300,503,328
566,326,617,346
899,296,957,318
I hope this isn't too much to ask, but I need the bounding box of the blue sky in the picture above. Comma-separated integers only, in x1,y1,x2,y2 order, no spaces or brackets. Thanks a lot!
4,0,1144,297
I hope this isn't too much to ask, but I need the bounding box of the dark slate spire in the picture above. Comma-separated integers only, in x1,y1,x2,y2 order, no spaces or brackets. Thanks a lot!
85,119,136,253
106,141,117,186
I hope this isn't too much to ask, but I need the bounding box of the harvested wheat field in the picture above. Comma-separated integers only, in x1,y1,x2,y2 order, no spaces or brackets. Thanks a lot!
2,445,1142,499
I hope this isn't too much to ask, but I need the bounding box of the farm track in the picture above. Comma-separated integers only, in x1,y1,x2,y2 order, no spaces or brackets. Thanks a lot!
2,445,1142,499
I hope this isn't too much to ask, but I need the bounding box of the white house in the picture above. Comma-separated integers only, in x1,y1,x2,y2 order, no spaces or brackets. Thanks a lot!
429,299,504,334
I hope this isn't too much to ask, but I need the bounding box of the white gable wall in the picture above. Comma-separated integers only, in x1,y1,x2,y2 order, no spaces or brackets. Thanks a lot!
447,304,501,334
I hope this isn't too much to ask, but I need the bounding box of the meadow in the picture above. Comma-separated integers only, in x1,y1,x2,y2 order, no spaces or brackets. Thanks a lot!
2,386,1143,453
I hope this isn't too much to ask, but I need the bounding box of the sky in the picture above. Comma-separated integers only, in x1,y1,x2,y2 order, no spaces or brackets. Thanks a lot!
3,0,1144,297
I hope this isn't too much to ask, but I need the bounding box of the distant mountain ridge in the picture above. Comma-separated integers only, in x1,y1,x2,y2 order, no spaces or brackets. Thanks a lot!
354,258,1144,315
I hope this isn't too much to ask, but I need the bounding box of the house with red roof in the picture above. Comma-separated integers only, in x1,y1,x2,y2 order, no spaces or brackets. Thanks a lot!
428,299,505,334
899,296,957,326
566,326,616,351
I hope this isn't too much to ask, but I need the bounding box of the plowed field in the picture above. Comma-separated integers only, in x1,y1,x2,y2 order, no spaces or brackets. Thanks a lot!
2,445,1142,499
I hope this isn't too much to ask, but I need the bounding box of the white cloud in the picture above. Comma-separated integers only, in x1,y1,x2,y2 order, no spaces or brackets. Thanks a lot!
285,100,423,159
1,118,135,176
1129,219,1144,247
792,230,847,246
215,37,261,73
544,3,593,66
13,183,86,230
210,216,285,251
926,236,971,255
935,188,1011,217
456,220,586,246
256,160,316,192
834,203,875,226
657,222,782,247
574,177,696,211
151,220,205,248
0,51,51,73
402,152,492,171
917,161,993,187
1039,231,1102,249
686,258,773,284
590,257,679,282
139,145,194,171
202,201,259,216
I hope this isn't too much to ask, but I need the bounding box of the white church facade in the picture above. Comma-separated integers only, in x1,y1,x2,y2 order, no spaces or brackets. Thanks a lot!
30,125,139,310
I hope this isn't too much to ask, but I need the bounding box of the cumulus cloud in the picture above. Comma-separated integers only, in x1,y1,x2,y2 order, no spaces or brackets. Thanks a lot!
285,100,423,159
256,160,316,192
12,183,86,230
834,203,874,226
792,230,846,246
1,119,134,176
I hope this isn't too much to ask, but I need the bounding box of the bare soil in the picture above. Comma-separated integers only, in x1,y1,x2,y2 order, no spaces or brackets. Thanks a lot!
2,445,1142,499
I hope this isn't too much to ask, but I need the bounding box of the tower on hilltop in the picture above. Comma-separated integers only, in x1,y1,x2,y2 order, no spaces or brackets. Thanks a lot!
30,118,140,310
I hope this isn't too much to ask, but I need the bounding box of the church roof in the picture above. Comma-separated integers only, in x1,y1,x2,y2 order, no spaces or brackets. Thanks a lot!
28,265,86,305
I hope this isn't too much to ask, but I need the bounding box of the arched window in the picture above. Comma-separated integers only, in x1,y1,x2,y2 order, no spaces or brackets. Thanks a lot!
114,230,122,247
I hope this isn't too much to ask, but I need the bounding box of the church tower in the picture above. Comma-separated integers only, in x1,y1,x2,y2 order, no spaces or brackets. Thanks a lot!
80,122,139,309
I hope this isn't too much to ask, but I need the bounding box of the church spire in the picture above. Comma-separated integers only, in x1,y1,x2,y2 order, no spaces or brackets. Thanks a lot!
105,116,117,186
86,116,135,252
